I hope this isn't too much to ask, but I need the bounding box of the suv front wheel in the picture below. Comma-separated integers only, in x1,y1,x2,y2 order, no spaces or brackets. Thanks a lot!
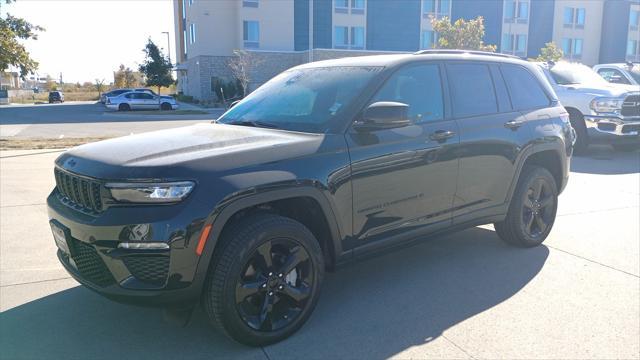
494,166,558,247
202,213,324,346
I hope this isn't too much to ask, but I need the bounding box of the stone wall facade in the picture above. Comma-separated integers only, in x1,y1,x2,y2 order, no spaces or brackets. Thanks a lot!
180,49,408,101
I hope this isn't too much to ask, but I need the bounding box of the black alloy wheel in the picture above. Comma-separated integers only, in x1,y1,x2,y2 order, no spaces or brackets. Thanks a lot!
235,238,313,331
521,177,555,239
494,166,558,247
203,213,324,346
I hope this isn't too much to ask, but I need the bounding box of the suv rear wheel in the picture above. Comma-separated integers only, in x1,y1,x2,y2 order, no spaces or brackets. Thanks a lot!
202,213,324,346
494,166,558,247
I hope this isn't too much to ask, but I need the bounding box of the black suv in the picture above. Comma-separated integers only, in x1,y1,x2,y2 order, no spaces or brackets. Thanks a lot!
48,91,64,103
47,51,572,346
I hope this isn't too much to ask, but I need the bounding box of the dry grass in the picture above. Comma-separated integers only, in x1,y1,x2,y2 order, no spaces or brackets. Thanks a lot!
10,91,100,103
0,136,113,150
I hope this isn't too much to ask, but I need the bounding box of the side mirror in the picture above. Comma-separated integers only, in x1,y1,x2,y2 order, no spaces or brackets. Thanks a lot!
355,101,411,131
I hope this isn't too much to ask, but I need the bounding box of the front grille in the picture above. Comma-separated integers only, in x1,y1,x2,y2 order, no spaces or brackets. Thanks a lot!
622,124,640,134
54,168,103,214
123,256,170,286
621,95,640,117
70,239,115,287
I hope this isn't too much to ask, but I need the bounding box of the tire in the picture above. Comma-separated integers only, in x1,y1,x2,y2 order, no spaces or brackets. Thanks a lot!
118,103,130,111
160,102,172,111
494,166,558,248
568,109,589,155
202,213,325,346
612,144,639,152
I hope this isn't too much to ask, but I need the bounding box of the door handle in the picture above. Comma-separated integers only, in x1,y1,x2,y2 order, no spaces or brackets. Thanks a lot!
429,130,456,141
504,120,525,129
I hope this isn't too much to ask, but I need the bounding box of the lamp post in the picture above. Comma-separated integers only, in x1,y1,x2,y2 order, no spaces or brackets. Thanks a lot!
162,31,171,65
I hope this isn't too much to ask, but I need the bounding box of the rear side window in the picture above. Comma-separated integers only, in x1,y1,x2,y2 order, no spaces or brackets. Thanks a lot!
500,65,550,110
446,63,497,118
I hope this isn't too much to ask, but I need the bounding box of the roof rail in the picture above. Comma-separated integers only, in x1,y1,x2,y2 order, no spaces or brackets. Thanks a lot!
414,49,520,60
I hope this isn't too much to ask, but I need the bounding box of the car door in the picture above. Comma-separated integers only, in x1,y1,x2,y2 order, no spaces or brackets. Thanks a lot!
136,93,155,109
447,62,533,224
347,62,459,252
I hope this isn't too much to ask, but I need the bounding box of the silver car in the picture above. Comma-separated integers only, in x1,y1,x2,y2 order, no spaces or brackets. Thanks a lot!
105,91,179,111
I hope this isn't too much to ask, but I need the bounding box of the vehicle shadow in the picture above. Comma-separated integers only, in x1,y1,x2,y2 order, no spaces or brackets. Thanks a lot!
0,227,548,359
571,145,639,175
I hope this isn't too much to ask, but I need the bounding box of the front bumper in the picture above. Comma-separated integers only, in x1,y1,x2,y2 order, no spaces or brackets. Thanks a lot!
47,190,212,307
583,115,640,144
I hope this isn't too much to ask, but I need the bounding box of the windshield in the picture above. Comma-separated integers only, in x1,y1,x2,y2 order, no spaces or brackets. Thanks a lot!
549,63,608,85
217,66,383,133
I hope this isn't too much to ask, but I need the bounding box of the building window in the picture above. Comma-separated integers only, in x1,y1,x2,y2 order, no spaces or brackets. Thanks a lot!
502,33,527,56
243,0,258,8
422,0,450,18
562,38,583,60
182,1,186,20
504,0,528,23
502,34,513,52
564,7,585,28
630,10,639,30
243,21,259,48
421,30,436,49
189,23,196,44
334,26,364,49
627,40,638,57
575,8,585,28
351,0,365,14
351,26,365,49
183,29,188,58
335,0,365,14
335,0,349,13
334,26,349,48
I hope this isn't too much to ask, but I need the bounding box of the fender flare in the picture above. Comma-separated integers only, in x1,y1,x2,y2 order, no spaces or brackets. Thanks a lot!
504,142,566,207
192,187,345,284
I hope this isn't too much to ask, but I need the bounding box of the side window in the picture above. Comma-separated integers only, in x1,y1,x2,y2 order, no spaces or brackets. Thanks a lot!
446,63,497,118
500,64,550,110
140,93,154,100
597,68,631,85
125,93,134,99
371,64,444,123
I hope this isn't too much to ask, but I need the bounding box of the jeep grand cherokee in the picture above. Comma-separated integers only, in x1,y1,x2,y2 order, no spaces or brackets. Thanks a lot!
48,50,572,346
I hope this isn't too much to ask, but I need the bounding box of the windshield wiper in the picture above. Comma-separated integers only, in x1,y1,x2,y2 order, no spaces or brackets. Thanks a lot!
226,120,280,129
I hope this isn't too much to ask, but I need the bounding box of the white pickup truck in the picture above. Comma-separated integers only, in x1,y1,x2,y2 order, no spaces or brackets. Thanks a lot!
535,61,640,153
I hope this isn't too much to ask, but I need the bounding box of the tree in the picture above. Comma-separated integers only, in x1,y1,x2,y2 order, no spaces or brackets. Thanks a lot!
533,42,563,63
138,39,173,98
430,16,496,52
94,79,105,96
227,50,263,97
0,0,44,77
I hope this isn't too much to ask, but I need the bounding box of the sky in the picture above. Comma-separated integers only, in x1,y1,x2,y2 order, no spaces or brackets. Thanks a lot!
2,0,176,84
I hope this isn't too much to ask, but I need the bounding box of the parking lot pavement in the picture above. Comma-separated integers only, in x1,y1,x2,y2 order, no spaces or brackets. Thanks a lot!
0,101,223,138
0,146,638,359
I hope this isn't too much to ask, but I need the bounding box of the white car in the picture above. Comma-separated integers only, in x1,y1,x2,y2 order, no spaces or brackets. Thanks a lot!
535,61,639,153
593,62,640,86
106,91,179,111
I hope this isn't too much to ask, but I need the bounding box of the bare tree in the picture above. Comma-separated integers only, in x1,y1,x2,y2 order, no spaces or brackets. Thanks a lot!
227,50,263,97
94,78,105,96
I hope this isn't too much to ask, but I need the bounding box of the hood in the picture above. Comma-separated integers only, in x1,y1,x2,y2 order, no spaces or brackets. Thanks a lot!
56,123,324,180
560,82,639,97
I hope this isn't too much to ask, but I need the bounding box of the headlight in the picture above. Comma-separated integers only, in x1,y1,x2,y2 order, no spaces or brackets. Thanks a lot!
590,97,624,113
106,181,195,203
